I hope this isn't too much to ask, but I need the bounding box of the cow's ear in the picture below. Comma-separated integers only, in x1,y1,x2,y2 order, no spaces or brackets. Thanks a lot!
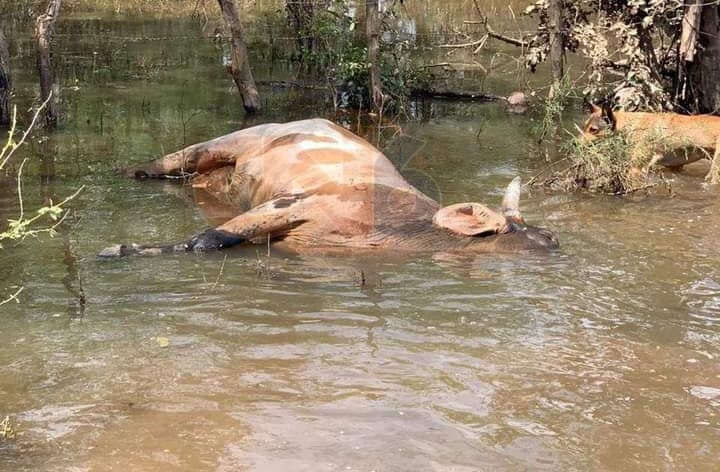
433,203,508,237
583,98,601,115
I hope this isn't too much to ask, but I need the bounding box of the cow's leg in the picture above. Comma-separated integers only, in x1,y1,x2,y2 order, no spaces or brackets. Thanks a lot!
120,128,268,179
705,137,720,184
121,140,236,179
98,195,308,257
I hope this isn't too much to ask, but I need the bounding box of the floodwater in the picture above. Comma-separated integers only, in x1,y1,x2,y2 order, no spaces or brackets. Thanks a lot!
2,6,720,472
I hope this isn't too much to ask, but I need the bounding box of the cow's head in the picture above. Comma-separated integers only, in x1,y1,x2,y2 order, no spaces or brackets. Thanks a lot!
432,177,558,252
581,103,617,141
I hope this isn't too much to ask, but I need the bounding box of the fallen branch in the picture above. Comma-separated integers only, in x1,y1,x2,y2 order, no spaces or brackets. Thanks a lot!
410,87,504,101
420,62,488,73
438,38,487,49
258,80,505,102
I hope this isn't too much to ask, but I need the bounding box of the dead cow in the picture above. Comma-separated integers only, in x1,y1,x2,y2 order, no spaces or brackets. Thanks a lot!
99,119,558,257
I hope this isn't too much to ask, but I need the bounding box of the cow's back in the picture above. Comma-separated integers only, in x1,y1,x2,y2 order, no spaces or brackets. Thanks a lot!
228,119,420,206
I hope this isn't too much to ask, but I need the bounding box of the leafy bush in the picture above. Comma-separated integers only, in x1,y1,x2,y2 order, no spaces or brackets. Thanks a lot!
523,1,707,112
294,0,430,111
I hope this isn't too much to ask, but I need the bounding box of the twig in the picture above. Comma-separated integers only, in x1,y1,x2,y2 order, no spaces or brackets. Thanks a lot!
470,0,529,48
472,34,489,54
0,94,52,170
2,185,85,241
0,287,24,306
609,182,658,196
16,158,27,222
525,157,569,186
210,254,228,291
420,62,488,73
438,38,487,49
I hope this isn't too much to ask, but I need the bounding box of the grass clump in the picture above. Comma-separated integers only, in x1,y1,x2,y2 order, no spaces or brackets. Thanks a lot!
536,131,662,195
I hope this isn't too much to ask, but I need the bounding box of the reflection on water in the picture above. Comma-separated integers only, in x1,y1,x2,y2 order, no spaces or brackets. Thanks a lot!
2,8,720,472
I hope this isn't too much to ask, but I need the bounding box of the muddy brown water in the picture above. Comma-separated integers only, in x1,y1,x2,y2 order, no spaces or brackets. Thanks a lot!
1,8,720,472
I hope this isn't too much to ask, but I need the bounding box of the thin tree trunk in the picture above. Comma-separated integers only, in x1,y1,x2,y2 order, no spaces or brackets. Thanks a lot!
217,0,261,113
35,0,62,129
547,0,564,99
680,0,702,62
366,0,383,110
0,24,11,127
689,4,720,112
286,0,314,54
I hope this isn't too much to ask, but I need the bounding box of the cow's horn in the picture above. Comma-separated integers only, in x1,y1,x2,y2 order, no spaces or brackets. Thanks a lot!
501,176,523,222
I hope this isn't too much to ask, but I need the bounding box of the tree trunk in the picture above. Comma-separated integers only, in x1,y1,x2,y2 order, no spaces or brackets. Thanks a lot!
217,0,261,113
680,0,701,62
547,0,564,99
689,4,720,113
35,0,62,129
0,24,11,127
366,0,383,110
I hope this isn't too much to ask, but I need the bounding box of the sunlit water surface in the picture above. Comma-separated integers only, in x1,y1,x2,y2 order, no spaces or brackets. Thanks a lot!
1,9,720,472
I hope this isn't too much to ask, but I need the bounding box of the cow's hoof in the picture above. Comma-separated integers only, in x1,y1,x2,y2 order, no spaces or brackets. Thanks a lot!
189,229,244,252
98,244,136,258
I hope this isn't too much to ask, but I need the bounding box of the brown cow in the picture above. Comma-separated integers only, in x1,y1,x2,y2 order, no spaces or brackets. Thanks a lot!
99,119,558,257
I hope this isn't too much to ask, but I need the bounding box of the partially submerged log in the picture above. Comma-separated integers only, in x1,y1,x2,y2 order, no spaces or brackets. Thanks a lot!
257,80,506,103
409,87,504,102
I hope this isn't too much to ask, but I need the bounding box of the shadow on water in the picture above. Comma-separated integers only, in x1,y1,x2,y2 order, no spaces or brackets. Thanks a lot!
1,3,720,471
